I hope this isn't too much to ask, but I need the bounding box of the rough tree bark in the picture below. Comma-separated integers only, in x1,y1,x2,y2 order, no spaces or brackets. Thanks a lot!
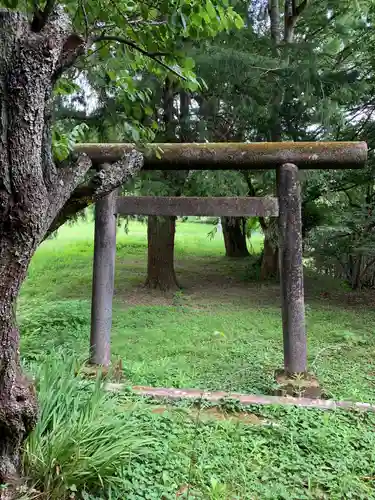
145,215,179,291
221,217,250,258
259,217,279,280
260,236,279,279
0,9,143,488
145,79,180,291
144,85,188,291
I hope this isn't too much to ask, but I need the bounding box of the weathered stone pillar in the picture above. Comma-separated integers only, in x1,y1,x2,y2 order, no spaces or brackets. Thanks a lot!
278,163,307,374
90,190,117,366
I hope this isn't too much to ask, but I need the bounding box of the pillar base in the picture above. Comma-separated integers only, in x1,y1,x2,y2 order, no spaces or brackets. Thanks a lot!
77,359,124,382
274,369,321,399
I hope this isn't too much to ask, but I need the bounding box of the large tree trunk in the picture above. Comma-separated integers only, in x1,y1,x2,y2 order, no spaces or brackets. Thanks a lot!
0,11,75,485
222,217,250,258
144,79,180,292
0,9,143,488
145,216,179,291
0,247,39,486
144,87,189,292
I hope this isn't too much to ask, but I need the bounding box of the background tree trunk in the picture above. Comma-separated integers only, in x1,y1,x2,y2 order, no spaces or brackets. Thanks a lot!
259,217,279,279
222,217,249,257
258,1,307,281
145,216,179,291
260,234,279,280
145,86,189,291
145,80,179,291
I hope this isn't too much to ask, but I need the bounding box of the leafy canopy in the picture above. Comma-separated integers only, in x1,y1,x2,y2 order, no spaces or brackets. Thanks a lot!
1,0,244,155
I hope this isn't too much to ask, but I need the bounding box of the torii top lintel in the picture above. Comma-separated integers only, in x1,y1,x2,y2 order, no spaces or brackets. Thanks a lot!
75,141,367,170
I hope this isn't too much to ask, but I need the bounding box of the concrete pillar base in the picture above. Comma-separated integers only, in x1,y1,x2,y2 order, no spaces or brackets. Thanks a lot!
274,369,321,399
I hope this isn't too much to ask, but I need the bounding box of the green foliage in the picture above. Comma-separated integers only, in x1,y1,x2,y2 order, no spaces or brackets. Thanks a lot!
54,79,81,98
23,358,153,499
2,0,19,8
52,123,89,161
185,170,248,197
20,300,90,363
20,359,375,499
304,162,375,289
46,0,246,148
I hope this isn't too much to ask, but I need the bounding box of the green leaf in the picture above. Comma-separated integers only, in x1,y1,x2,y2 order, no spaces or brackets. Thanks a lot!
3,0,18,8
206,0,217,19
107,70,117,81
180,12,187,31
183,57,196,71
130,126,140,142
144,106,154,116
234,14,244,30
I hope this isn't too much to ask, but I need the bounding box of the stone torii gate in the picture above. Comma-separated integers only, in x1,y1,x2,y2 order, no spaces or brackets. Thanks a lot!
76,142,367,379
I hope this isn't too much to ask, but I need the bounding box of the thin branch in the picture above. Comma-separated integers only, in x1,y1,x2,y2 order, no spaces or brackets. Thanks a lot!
92,35,169,58
55,107,99,121
31,0,56,31
128,19,167,26
80,0,89,40
74,40,111,70
91,35,185,80
107,0,169,55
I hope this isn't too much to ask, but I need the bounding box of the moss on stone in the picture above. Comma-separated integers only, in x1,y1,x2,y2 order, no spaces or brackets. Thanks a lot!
75,141,367,170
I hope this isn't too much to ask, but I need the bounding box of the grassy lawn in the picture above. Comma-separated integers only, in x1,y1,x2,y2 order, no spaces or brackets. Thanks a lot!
19,219,375,499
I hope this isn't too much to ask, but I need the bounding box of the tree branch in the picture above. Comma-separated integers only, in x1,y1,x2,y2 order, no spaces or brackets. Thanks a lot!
295,0,309,16
79,0,89,40
46,150,143,237
284,0,309,43
91,35,184,80
128,19,167,26
31,0,56,31
54,34,87,81
92,35,169,57
47,153,93,219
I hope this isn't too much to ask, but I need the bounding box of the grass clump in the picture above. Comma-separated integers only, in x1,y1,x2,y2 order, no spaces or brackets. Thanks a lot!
22,359,152,499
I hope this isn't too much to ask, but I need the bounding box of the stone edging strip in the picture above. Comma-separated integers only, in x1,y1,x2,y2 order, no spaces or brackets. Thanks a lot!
105,384,375,412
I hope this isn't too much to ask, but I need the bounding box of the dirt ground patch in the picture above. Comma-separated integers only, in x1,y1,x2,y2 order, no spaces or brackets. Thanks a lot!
150,405,269,426
114,255,375,311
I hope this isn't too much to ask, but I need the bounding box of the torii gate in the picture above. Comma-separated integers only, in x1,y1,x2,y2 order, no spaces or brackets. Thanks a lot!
76,142,367,380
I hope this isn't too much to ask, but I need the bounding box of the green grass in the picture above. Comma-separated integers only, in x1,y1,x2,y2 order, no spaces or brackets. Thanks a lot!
20,219,375,402
21,358,375,500
17,218,375,499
